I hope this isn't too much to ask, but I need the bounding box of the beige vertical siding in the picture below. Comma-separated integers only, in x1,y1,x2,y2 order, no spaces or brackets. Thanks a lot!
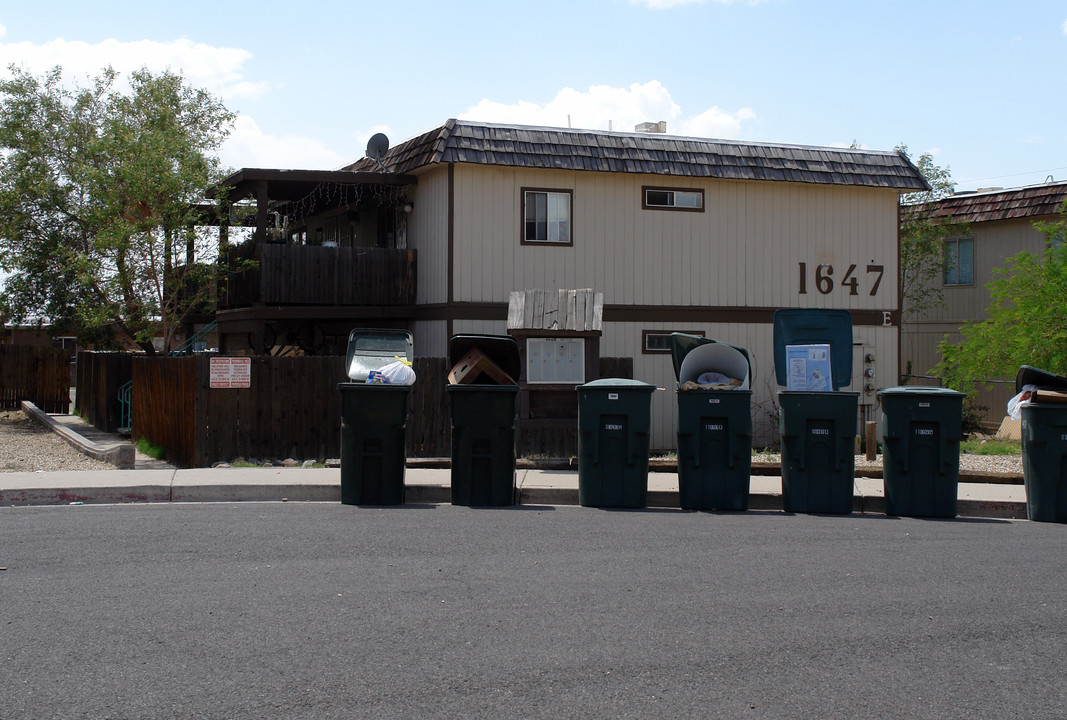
451,165,900,311
439,164,903,450
905,217,1053,327
408,166,451,305
901,216,1056,418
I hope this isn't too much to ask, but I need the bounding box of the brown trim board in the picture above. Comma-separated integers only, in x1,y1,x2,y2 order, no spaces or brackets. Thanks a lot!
446,163,455,341
428,303,901,327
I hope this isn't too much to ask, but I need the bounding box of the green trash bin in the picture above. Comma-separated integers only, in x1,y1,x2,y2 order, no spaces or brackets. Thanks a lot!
669,332,753,511
337,329,414,506
1016,366,1067,523
774,309,859,515
877,386,964,518
577,378,656,508
446,335,521,507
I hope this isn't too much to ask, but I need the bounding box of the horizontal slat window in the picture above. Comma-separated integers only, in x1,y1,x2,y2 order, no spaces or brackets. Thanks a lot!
642,186,704,212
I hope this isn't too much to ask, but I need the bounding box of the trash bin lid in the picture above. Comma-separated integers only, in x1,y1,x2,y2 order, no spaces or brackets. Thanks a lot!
1016,365,1067,393
773,309,853,389
345,328,413,381
877,386,965,398
668,332,751,389
448,334,521,383
577,378,656,392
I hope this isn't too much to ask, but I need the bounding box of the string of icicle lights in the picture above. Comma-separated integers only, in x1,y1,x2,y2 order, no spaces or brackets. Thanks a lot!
273,182,408,228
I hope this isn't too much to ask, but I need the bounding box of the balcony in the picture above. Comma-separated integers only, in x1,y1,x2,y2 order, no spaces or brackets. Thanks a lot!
220,243,417,309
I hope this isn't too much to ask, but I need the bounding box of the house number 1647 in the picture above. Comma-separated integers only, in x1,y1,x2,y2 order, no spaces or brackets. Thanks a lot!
798,263,884,296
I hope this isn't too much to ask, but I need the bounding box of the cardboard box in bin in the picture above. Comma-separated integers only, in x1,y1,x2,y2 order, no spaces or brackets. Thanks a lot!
448,347,517,385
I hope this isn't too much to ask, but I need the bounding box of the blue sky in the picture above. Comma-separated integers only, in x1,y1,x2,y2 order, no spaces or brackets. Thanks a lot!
1,1,1065,191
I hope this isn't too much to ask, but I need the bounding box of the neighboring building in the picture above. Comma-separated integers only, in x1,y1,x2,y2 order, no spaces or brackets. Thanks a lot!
900,180,1067,420
211,119,927,449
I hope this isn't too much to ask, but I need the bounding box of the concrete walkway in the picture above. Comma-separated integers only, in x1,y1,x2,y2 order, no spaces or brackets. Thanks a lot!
2,408,1029,519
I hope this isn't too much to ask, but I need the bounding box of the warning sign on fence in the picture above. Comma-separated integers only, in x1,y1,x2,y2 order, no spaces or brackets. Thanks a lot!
209,357,251,389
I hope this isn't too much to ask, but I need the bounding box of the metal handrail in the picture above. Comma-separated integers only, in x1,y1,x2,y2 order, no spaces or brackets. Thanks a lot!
118,380,132,432
170,320,218,356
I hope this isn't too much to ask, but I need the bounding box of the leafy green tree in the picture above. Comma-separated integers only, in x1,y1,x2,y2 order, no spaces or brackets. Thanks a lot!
896,144,968,318
936,200,1067,392
0,65,235,353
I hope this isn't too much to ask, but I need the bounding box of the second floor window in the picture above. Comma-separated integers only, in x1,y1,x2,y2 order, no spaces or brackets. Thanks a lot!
944,237,974,286
523,189,572,245
643,186,704,211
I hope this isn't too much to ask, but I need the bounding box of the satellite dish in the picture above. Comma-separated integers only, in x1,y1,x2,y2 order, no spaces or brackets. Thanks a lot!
366,133,390,161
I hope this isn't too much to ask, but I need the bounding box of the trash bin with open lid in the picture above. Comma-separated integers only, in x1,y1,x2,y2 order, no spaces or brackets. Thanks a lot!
337,328,414,506
774,309,859,514
669,332,753,511
1016,365,1067,523
446,334,521,506
577,378,657,508
878,386,964,518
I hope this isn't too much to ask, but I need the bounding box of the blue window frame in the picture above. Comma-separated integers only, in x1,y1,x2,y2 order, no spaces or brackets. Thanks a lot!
944,237,974,286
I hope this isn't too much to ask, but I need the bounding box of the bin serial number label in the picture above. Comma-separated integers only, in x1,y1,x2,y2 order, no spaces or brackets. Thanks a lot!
704,424,724,431
798,263,884,296
605,423,624,431
915,429,934,436
811,428,830,435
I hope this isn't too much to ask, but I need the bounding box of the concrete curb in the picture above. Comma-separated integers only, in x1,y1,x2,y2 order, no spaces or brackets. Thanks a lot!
21,402,136,469
0,477,1030,519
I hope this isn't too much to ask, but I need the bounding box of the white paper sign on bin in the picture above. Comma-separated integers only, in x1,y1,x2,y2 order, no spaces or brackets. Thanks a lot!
785,344,832,391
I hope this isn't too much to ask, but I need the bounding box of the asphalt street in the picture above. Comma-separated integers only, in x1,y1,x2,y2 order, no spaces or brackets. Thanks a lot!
1,502,1064,719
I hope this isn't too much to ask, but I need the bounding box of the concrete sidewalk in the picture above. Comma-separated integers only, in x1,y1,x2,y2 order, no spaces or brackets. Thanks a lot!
3,407,1029,518
0,465,1029,519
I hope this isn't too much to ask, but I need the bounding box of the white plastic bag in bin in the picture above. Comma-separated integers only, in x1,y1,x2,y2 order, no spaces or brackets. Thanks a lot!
379,357,416,385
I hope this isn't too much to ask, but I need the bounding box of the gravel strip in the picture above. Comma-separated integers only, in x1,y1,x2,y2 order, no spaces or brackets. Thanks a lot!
753,450,1023,475
0,411,118,472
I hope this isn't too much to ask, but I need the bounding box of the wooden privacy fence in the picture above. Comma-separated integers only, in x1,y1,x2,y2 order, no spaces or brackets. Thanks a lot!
0,345,71,413
75,352,133,432
133,355,450,468
128,354,632,467
517,356,634,458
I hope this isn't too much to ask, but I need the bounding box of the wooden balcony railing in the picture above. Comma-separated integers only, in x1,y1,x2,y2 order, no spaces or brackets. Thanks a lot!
220,243,417,308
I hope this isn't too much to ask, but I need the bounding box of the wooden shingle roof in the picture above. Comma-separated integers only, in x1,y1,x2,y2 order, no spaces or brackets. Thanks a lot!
345,119,930,191
908,181,1067,223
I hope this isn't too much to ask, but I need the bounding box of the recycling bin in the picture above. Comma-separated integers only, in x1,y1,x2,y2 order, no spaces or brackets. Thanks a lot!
1017,366,1067,523
669,332,753,511
577,378,656,508
878,386,964,518
774,309,859,514
446,334,521,507
337,328,414,506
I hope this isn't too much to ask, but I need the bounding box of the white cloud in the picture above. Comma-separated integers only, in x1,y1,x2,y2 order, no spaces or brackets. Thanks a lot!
1062,17,1067,34
0,34,343,171
0,36,268,101
676,105,757,138
220,115,346,171
460,81,756,139
0,23,7,40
